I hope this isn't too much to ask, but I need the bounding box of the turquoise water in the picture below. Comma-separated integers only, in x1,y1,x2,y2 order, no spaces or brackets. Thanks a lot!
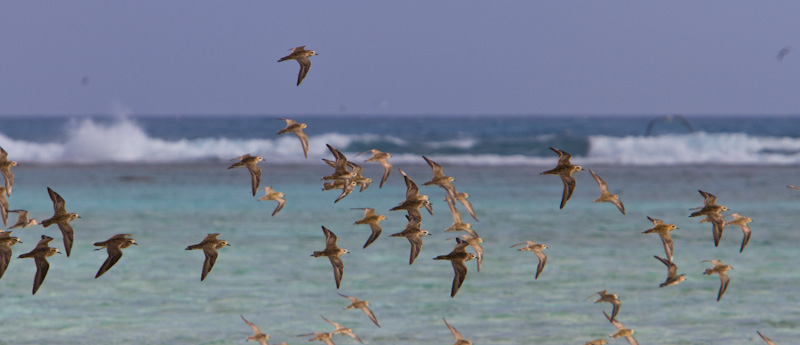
1,160,799,344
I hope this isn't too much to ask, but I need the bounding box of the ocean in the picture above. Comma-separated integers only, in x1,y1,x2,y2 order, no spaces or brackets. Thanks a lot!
0,114,799,344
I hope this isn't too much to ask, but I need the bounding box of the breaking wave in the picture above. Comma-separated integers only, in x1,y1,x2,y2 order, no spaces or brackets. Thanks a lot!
2,117,800,165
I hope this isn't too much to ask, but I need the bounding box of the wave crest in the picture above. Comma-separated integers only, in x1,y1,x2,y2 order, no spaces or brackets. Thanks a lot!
2,118,800,165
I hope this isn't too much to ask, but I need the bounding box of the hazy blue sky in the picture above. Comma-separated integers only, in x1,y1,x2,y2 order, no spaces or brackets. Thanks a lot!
2,2,799,116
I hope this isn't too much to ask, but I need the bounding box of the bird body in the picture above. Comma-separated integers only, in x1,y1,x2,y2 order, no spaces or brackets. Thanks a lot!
654,255,686,287
588,169,625,214
434,238,476,298
703,259,732,301
93,234,137,278
41,187,80,257
593,290,621,322
17,235,61,294
725,213,752,252
278,46,317,86
642,216,678,263
541,147,581,209
185,233,229,281
8,210,39,229
0,146,16,196
510,240,547,279
311,226,348,289
357,149,392,188
241,315,270,345
352,208,386,248
277,118,309,158
339,293,380,327
0,231,22,280
228,154,264,196
390,216,430,265
689,190,728,246
258,186,286,216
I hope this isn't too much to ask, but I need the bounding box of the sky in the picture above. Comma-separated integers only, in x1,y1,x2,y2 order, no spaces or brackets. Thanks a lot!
1,1,799,116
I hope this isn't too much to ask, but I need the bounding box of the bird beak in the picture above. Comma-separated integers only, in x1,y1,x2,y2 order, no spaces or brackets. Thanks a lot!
133,243,139,245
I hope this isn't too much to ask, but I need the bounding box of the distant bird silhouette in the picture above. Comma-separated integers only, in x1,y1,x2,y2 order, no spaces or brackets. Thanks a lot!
777,46,791,61
645,114,694,136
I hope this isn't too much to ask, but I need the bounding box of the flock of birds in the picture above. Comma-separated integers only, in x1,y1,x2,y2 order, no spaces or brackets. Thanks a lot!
0,47,787,344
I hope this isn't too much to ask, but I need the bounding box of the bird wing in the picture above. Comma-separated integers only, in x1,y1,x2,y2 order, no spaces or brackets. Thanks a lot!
510,241,532,249
559,173,576,209
361,306,380,327
279,118,297,126
659,233,674,263
717,270,730,301
95,244,123,279
423,156,445,178
646,216,663,225
296,57,311,86
446,196,463,224
47,187,67,215
0,166,13,196
549,147,572,165
757,331,777,345
452,237,470,253
247,163,262,197
457,194,478,221
450,259,468,298
609,197,626,214
407,234,423,265
378,160,392,188
588,169,609,194
739,223,752,253
201,246,218,281
364,223,382,249
534,248,547,279
321,315,342,330
654,255,677,277
295,130,309,159
338,293,361,308
610,299,621,322
241,315,263,335
471,241,484,272
0,243,11,280
709,214,725,246
272,198,286,217
699,190,718,206
401,170,420,200
443,318,465,340
57,222,75,257
323,226,338,249
32,256,50,295
329,256,344,289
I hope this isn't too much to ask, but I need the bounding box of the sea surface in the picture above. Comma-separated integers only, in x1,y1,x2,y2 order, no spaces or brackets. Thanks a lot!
1,114,799,344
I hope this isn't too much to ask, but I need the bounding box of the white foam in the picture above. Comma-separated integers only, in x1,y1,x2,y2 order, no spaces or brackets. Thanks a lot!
3,118,800,166
587,132,800,165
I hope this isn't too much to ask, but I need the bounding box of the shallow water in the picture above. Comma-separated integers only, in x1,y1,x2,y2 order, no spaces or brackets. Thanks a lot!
1,161,799,344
